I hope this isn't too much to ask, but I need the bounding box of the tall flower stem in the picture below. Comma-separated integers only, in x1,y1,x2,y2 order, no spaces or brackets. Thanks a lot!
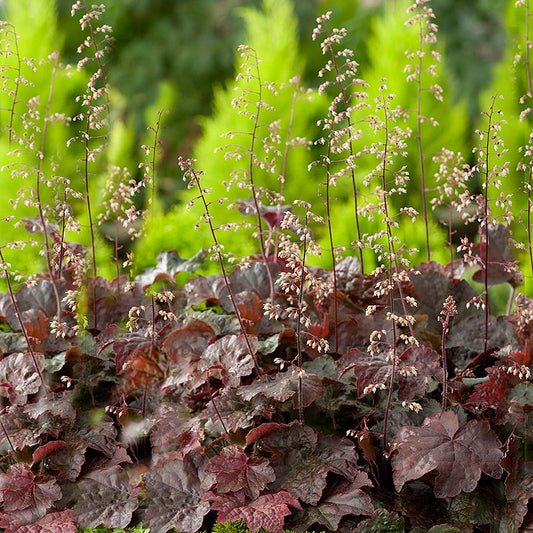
0,248,45,388
180,157,263,376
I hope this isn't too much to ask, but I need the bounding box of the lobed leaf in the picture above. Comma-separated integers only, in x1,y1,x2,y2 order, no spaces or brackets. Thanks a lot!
391,411,503,497
0,352,45,405
136,249,207,290
205,444,275,500
0,463,62,524
72,465,138,529
295,476,374,531
339,345,441,400
248,422,364,505
141,455,210,533
0,510,77,533
208,489,301,533
237,366,324,408
199,334,257,387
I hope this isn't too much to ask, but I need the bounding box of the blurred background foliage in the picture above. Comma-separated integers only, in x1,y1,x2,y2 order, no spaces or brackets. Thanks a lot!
2,0,529,290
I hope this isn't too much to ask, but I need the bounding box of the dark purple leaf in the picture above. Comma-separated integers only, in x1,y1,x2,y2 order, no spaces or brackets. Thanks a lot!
233,291,263,333
464,366,520,425
185,275,226,307
502,439,533,530
32,441,67,464
205,444,275,500
394,481,449,530
471,223,522,287
151,402,204,461
4,280,64,328
294,476,374,531
142,455,210,533
0,406,44,449
391,411,503,497
151,402,193,451
21,309,49,347
0,510,77,533
73,466,138,529
332,314,390,356
113,331,160,375
0,464,61,524
70,412,118,458
32,440,86,482
247,422,363,505
24,396,76,437
161,321,214,388
409,263,478,335
85,276,149,332
237,366,323,409
207,489,301,533
0,352,45,405
339,345,441,400
136,249,207,289
162,320,214,364
355,509,405,533
218,263,279,312
204,388,276,432
199,334,257,387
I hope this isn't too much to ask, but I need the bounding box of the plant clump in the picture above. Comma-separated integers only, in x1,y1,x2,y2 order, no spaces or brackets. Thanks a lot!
0,1,532,533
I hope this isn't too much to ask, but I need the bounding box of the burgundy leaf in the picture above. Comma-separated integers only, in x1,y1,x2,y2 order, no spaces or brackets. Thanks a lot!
162,320,214,364
332,314,390,356
24,397,76,434
70,412,118,458
409,263,478,334
161,321,214,388
113,332,157,375
339,345,440,400
249,422,363,505
199,334,257,387
397,345,442,401
142,455,210,533
246,422,284,446
0,406,44,449
0,464,61,524
0,352,45,405
393,480,449,529
151,402,202,458
185,275,226,307
85,276,148,331
205,444,275,500
391,411,503,497
24,395,76,428
208,489,301,533
0,510,77,533
218,263,278,312
136,249,207,289
237,366,324,408
4,280,62,328
204,388,276,432
32,441,67,464
502,439,533,530
21,309,49,345
471,223,522,287
464,366,518,425
35,442,86,482
73,466,138,529
355,509,406,532
295,476,374,531
233,291,263,333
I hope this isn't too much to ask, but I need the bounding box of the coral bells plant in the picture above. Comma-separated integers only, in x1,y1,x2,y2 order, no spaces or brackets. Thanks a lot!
0,1,533,533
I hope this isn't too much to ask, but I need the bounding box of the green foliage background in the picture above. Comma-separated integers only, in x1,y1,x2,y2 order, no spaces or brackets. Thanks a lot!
3,0,531,295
